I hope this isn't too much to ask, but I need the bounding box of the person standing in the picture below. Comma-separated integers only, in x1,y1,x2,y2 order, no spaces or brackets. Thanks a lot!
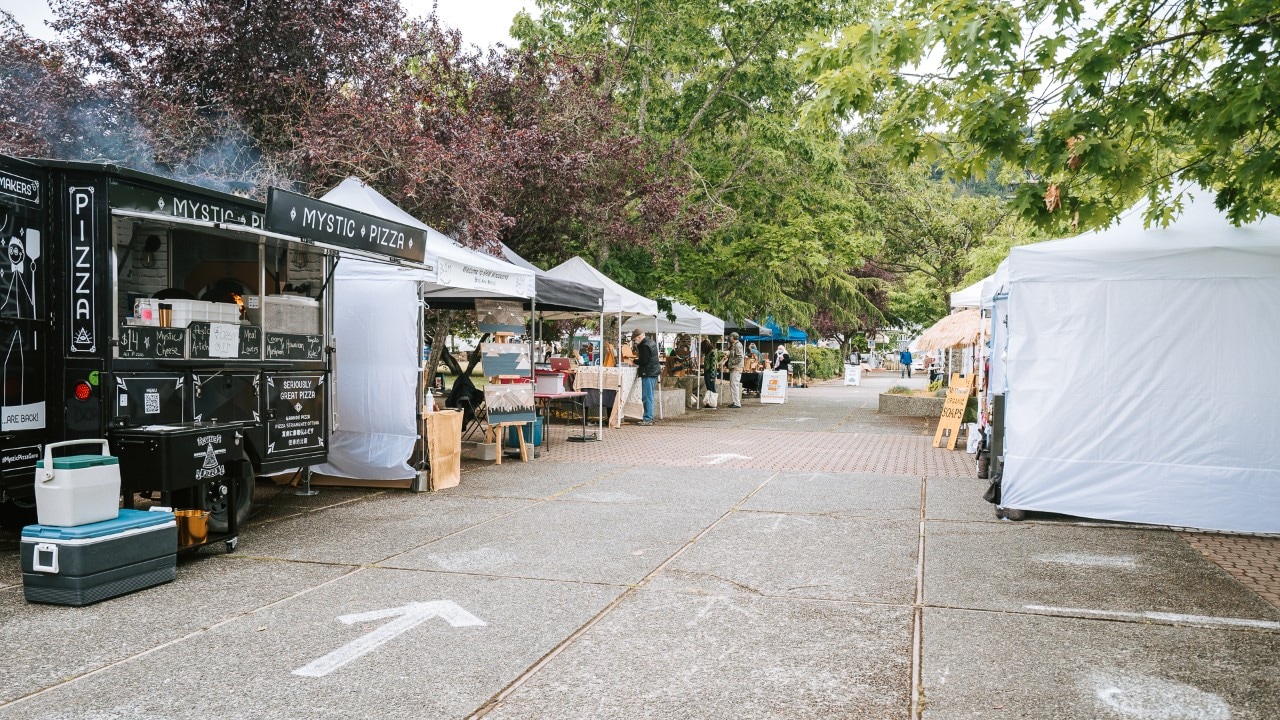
633,329,661,425
774,344,791,372
725,332,745,408
700,338,719,407
899,349,913,378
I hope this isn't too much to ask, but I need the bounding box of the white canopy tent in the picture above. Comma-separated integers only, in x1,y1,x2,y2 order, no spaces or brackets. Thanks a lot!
543,256,659,318
622,299,724,336
994,189,1280,533
321,177,536,300
949,277,987,310
543,256,658,426
312,178,534,481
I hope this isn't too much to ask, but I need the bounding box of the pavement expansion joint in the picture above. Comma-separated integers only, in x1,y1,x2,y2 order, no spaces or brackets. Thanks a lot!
927,603,1280,634
193,554,361,569
468,470,783,718
371,496,551,568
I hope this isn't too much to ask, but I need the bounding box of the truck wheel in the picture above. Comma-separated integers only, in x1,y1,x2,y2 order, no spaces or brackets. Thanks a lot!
0,497,37,529
206,464,254,533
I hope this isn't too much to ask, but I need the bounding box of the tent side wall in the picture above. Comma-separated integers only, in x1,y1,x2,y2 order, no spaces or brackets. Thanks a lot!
1002,247,1280,533
312,271,424,480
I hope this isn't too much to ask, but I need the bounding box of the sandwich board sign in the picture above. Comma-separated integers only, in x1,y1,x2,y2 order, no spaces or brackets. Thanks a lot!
760,371,787,404
843,364,862,386
933,373,974,450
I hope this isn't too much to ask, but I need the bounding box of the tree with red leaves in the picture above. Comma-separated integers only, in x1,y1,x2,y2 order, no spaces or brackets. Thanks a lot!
810,262,895,359
0,11,151,163
284,17,710,254
50,0,404,165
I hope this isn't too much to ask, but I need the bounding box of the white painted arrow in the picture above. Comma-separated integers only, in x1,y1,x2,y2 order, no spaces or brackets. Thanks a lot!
293,601,486,678
702,453,751,465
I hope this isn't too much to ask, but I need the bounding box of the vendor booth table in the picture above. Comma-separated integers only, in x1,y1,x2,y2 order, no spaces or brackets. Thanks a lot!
535,391,590,448
719,371,762,395
571,366,637,428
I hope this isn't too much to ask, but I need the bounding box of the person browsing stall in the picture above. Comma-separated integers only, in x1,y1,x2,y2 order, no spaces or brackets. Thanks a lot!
632,329,661,425
725,332,745,408
773,344,791,372
701,338,719,406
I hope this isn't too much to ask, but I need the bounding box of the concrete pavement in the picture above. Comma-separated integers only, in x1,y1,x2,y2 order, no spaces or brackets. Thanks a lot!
1,371,1277,718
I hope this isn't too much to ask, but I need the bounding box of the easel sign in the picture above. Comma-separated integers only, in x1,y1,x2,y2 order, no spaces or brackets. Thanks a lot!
760,370,787,404
933,373,974,450
843,363,861,386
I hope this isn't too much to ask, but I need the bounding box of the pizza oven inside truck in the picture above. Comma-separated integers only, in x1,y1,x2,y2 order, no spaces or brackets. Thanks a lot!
0,155,334,545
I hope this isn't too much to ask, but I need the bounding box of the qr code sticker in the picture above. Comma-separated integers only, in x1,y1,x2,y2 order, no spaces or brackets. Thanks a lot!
144,390,161,414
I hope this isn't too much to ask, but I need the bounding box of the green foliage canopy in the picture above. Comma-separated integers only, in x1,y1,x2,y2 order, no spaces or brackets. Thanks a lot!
802,0,1280,230
518,0,883,329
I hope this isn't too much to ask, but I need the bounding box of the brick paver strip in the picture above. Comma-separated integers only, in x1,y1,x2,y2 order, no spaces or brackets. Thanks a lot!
1180,532,1280,611
535,411,973,477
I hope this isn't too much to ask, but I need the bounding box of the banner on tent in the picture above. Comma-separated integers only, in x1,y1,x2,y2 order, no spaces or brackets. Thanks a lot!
438,257,532,296
761,371,787,404
476,300,525,334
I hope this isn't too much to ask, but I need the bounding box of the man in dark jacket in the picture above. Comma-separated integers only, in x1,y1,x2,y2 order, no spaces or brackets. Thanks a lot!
632,328,661,425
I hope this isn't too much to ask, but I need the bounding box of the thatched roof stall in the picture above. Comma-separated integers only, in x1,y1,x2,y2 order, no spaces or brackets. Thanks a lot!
913,309,984,352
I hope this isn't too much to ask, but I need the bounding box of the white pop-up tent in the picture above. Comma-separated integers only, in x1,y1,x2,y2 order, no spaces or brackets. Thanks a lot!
622,298,724,336
950,277,988,310
996,189,1280,533
312,178,534,481
544,256,659,318
321,177,536,300
543,256,658,426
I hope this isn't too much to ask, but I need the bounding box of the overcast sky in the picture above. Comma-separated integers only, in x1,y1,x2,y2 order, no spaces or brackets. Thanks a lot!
5,0,539,48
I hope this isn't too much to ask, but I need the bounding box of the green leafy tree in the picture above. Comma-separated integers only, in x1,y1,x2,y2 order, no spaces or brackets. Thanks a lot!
802,0,1280,229
847,139,1013,318
517,0,874,325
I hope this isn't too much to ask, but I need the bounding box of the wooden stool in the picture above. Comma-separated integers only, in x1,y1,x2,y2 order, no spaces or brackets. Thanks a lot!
485,421,529,465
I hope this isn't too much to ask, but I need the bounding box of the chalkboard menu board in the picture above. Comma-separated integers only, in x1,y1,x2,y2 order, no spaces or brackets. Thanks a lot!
265,333,324,361
265,372,326,455
188,322,262,359
118,326,187,359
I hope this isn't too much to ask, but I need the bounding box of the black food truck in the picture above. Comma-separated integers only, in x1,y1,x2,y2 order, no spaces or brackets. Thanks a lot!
0,155,428,548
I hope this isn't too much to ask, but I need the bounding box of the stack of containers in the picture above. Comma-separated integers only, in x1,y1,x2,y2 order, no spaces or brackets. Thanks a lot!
167,299,241,328
20,440,177,606
130,298,240,327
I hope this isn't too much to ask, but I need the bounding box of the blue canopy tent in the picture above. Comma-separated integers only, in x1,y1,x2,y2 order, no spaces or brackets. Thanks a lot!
741,318,807,343
741,319,809,387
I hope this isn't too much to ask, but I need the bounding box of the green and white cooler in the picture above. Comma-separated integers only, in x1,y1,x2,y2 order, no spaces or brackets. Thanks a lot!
21,509,178,606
